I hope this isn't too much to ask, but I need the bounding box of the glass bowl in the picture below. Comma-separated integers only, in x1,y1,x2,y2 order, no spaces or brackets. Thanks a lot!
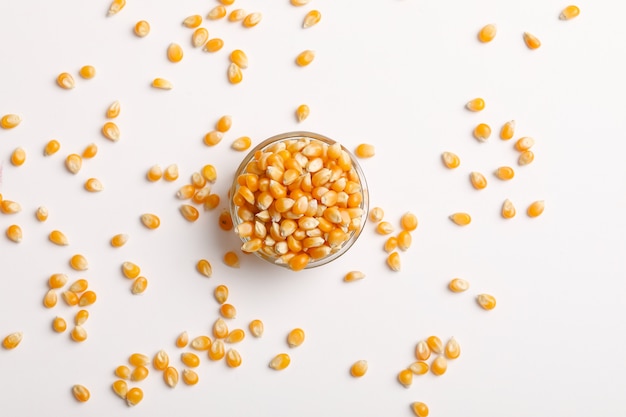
229,131,369,271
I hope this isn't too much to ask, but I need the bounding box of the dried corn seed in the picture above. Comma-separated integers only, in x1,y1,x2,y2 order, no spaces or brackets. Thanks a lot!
523,32,541,49
204,130,224,146
126,387,143,407
78,65,96,79
44,289,58,308
176,331,189,348
501,199,516,219
229,9,246,22
102,121,120,141
225,329,245,344
448,278,470,293
515,137,535,152
344,270,365,282
141,213,161,229
182,369,199,385
183,14,202,28
213,318,229,339
477,293,497,310
473,123,491,141
303,10,321,28
164,367,178,388
224,251,239,268
180,204,199,222
191,173,207,189
290,0,310,5
287,328,305,347
70,326,87,342
466,97,485,111
69,279,88,293
84,178,104,192
411,402,429,417
75,310,89,326
227,63,243,84
106,100,120,119
226,349,242,367
57,72,75,89
398,369,413,388
441,151,460,169
350,360,368,377
65,153,82,174
2,332,23,349
431,356,447,376
560,5,580,20
397,230,412,251
78,290,97,307
409,361,429,375
147,165,163,181
0,199,20,214
295,104,310,122
416,340,431,361
49,273,68,289
384,236,398,253
426,336,443,355
220,303,237,319
387,252,401,271
153,350,169,370
470,172,487,190
196,259,213,278
230,50,248,69
495,166,515,181
10,147,26,166
500,120,515,140
110,233,128,247
82,143,98,159
107,0,126,16
131,277,148,294
70,254,88,271
6,225,22,243
167,43,184,63
232,136,252,151
219,211,234,231
401,212,418,231
134,20,150,37
0,113,21,129
112,380,128,399
52,316,67,332
478,24,497,43
295,50,315,66
44,140,60,156
35,206,48,222
191,336,212,351
354,143,375,158
369,207,384,222
48,230,69,246
152,78,173,90
208,339,225,361
527,200,545,218
445,337,461,359
181,352,200,368
249,320,264,337
207,5,227,19
122,262,140,279
213,117,232,135
62,291,79,306
214,285,229,304
518,150,535,166
242,12,262,27
449,212,471,226
376,221,393,235
72,384,90,402
269,353,290,370
115,365,131,380
129,353,150,367
204,37,224,53
192,28,209,47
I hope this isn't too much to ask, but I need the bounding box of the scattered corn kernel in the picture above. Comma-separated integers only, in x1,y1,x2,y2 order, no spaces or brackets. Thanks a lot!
35,206,48,222
6,225,22,243
70,325,87,342
303,10,321,28
269,353,291,370
62,290,79,306
208,339,225,360
131,366,149,382
204,130,224,146
290,0,310,5
214,285,229,304
426,336,443,354
409,361,429,375
473,123,491,141
411,402,430,417
44,140,60,156
387,252,401,271
242,12,262,28
398,369,413,388
0,199,21,214
523,32,541,49
208,5,227,19
495,166,515,181
249,320,264,337
287,328,305,347
182,369,199,385
213,318,229,339
82,143,98,159
10,148,26,166
112,380,128,399
122,262,140,279
75,309,89,326
229,9,246,22
134,20,150,37
167,43,184,63
441,151,460,169
225,348,242,367
376,221,393,235
131,277,148,294
225,329,245,344
191,336,212,351
470,172,487,190
141,213,161,229
78,65,96,79
78,290,97,307
400,212,418,231
500,120,515,140
147,165,163,181
65,153,82,174
102,121,120,141
295,104,310,122
518,150,535,166
448,278,470,293
344,270,365,282
431,356,447,376
478,24,497,43
57,72,75,89
176,331,189,348
164,367,178,388
354,143,375,158
477,293,497,310
70,254,88,271
449,212,471,226
164,164,178,181
369,207,384,222
49,273,68,289
180,204,200,222
84,178,104,192
465,97,485,111
126,387,143,407
397,230,412,251
69,279,88,293
110,233,129,247
197,259,213,278
105,101,121,119
183,15,202,28
204,194,220,210
227,62,243,84
107,0,126,16
214,117,232,135
384,236,398,253
350,360,368,377
192,28,209,48
0,114,21,129
72,384,90,402
295,50,315,66
181,352,200,368
231,136,251,152
445,337,461,359
153,350,169,370
44,289,58,308
501,199,516,219
515,137,535,152
52,316,67,332
115,365,131,380
230,50,248,69
560,5,580,20
2,332,23,349
152,78,173,90
527,200,545,218
220,303,237,319
204,37,224,53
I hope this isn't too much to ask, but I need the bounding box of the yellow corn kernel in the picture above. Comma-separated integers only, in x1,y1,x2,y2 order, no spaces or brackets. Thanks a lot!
409,361,429,375
416,340,431,361
229,9,246,22
203,37,224,53
386,252,401,272
354,143,375,158
52,316,67,333
224,251,239,268
75,309,89,326
115,365,131,380
181,352,200,368
441,151,460,169
500,120,515,140
230,50,248,69
44,139,60,156
231,136,251,152
62,290,79,306
167,43,184,63
208,339,225,361
110,233,128,248
226,348,242,368
369,207,384,222
527,200,545,218
79,65,96,79
141,213,161,229
134,20,150,37
518,150,535,166
176,331,189,348
107,0,126,16
180,204,199,222
269,353,291,370
477,293,497,310
49,273,68,289
47,229,67,245
384,236,398,253
85,178,104,192
470,172,487,190
445,337,461,359
560,5,580,20
400,212,418,231
207,5,227,19
350,360,368,377
82,143,98,159
344,270,365,282
164,367,179,388
290,0,310,5
376,221,393,235
35,206,48,222
495,166,515,181
182,369,199,385
303,10,321,28
448,278,470,293
153,350,169,370
57,72,75,89
105,100,121,119
213,117,232,135
102,121,120,141
131,277,148,295
219,303,237,319
288,253,310,271
78,290,97,307
473,123,491,141
523,32,541,49
69,279,88,293
515,137,535,152
126,387,143,407
72,384,90,402
204,130,224,146
70,325,87,342
501,199,516,219
227,62,243,84
65,153,82,174
0,113,21,129
191,173,207,190
6,225,22,243
449,212,471,226
397,230,412,251
213,318,229,339
10,147,26,166
192,28,209,48
295,104,310,122
431,356,448,376
249,320,264,337
121,262,140,279
411,402,429,417
214,285,229,304
191,336,212,351
242,12,262,28
131,366,149,382
44,289,58,308
465,97,485,111
225,329,245,344
70,254,88,271
183,14,202,28
2,332,23,349
295,50,315,66
478,24,497,43
0,199,19,214
426,336,443,355
152,78,173,90
287,328,305,347
112,380,128,399
219,211,234,231
196,259,213,278
147,165,163,181
398,369,413,388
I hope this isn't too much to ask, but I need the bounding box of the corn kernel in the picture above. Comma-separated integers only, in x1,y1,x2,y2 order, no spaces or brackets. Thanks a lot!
416,340,431,361
409,361,429,375
249,320,264,337
400,212,418,231
560,5,580,20
75,310,89,326
219,303,237,319
153,350,169,370
2,332,23,349
445,337,461,359
70,254,88,271
57,72,75,89
448,278,470,292
287,328,305,347
397,230,412,251
214,116,233,134
354,143,375,158
523,32,541,49
49,273,68,289
141,213,161,229
411,402,429,417
115,365,131,379
78,290,97,307
500,120,515,140
369,207,384,222
131,277,148,294
295,50,315,66
478,24,497,43
518,150,535,166
70,326,87,342
180,204,199,222
164,367,178,388
376,221,393,235
207,5,227,20
82,143,98,159
384,236,398,253
191,336,212,351
105,100,120,119
84,178,104,192
213,318,229,339
182,369,199,385
350,360,368,377
147,165,163,181
52,316,67,332
102,121,120,141
107,0,126,16
473,123,491,141
515,137,535,152
426,336,443,354
192,28,209,48
6,225,22,243
344,270,365,282
197,259,213,277
10,147,26,166
204,38,224,53
69,279,88,293
441,151,460,169
225,329,245,344
134,20,150,37
122,262,140,279
152,78,173,90
204,130,224,146
72,384,90,402
227,63,243,84
126,387,143,407
176,331,189,348
110,233,128,247
131,366,149,382
232,136,252,151
230,50,248,69
208,339,225,360
527,200,545,218
62,291,79,306
78,65,96,79
44,140,60,156
183,15,202,28
214,285,229,304
112,380,128,399
501,199,516,219
465,97,485,111
398,369,413,388
181,352,200,368
0,114,22,129
431,356,447,376
228,9,246,22
44,289,58,308
495,166,515,181
386,252,401,271
65,153,82,174
477,293,497,310
226,348,242,367
242,12,262,28
269,353,290,370
449,212,471,226
220,211,234,231
303,10,321,28
167,43,184,63
470,172,487,190
290,0,310,5
36,206,48,222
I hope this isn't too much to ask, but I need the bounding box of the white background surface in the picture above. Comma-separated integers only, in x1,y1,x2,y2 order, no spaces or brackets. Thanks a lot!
1,0,625,416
